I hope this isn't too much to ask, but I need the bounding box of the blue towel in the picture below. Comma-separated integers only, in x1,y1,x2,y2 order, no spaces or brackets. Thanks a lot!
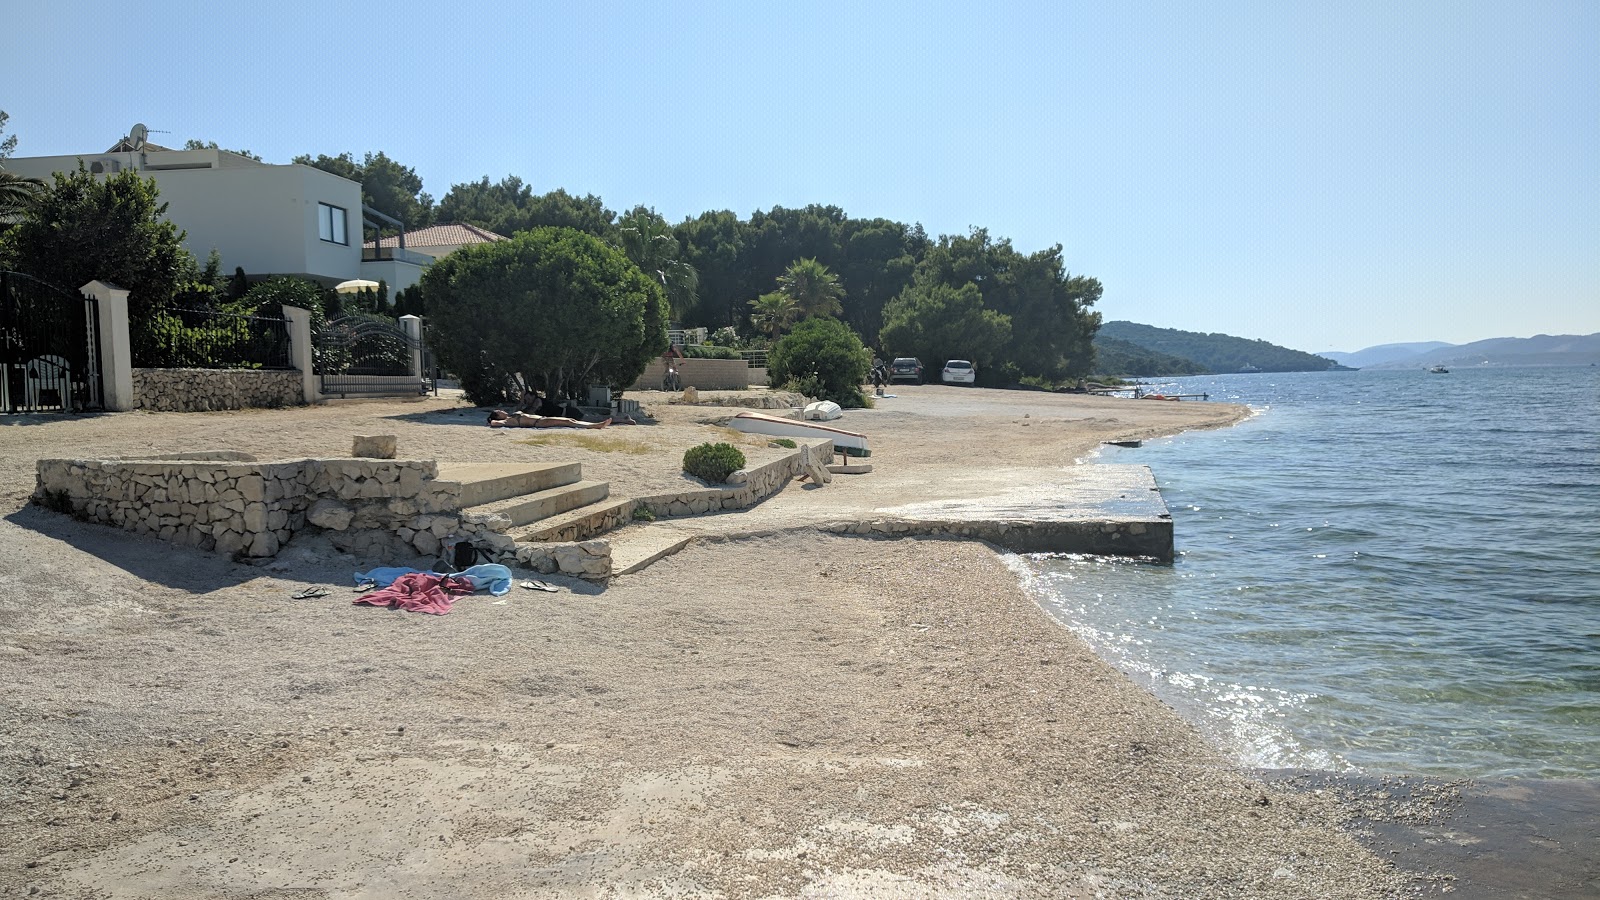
355,563,513,596
453,563,513,596
354,566,423,588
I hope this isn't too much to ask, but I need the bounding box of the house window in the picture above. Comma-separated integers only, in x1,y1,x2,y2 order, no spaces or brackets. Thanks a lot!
318,203,348,245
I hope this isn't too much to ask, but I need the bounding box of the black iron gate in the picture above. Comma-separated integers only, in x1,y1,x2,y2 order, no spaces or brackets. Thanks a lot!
0,271,104,414
313,315,425,398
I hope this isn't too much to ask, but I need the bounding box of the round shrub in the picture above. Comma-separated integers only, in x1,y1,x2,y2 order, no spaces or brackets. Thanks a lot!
768,317,871,408
683,442,747,484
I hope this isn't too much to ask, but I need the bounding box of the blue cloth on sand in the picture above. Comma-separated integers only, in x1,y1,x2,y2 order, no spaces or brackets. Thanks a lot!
354,564,514,597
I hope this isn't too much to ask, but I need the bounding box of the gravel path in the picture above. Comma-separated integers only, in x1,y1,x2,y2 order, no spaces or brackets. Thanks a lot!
0,389,1421,898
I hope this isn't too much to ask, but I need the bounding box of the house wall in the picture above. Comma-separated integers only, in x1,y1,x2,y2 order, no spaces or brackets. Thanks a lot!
359,257,427,294
4,152,363,284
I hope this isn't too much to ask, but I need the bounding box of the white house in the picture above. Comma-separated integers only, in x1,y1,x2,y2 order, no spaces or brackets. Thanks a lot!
361,223,508,292
6,126,366,286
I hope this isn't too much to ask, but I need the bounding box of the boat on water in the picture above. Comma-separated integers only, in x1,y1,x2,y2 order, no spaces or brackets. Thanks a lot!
1429,365,1450,374
726,411,871,453
1239,363,1261,373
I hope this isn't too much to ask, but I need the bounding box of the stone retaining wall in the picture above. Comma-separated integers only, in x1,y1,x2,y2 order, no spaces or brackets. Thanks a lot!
629,358,752,391
133,368,304,412
34,454,608,579
522,439,835,543
814,516,1171,561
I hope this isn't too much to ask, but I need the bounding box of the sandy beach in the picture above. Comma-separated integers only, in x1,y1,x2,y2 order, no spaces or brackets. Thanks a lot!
3,386,1438,898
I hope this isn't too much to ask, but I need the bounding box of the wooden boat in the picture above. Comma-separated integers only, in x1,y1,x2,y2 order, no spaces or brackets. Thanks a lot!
726,411,871,452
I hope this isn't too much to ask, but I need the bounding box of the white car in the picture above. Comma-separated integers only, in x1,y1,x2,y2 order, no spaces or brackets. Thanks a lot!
941,359,976,385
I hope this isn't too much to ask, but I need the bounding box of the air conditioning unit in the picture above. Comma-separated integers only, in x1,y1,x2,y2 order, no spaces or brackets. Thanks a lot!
88,158,121,174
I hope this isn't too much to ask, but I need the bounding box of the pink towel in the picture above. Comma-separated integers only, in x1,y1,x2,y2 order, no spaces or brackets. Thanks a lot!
354,572,475,615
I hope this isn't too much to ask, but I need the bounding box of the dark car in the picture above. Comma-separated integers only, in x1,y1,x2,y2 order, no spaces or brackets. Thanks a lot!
889,357,924,383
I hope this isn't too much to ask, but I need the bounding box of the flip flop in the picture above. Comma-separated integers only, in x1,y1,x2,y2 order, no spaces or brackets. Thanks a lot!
291,586,331,600
520,580,559,593
352,583,376,593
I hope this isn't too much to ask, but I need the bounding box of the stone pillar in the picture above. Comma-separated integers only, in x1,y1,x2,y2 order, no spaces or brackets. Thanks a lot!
282,305,320,404
81,280,133,412
399,315,423,381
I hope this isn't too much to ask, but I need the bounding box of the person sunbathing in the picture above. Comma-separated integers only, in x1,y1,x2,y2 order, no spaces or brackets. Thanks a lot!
487,409,610,429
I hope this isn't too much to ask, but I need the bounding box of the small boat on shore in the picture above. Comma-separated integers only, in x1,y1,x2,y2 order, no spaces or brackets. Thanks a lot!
727,410,871,453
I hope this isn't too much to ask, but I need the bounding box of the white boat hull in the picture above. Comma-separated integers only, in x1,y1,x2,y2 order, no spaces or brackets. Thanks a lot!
727,411,870,451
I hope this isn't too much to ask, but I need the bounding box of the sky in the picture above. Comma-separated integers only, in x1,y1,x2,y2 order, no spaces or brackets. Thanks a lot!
4,1,1596,353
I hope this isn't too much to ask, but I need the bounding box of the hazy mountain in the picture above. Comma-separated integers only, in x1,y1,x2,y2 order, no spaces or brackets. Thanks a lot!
1319,342,1456,368
1359,333,1600,369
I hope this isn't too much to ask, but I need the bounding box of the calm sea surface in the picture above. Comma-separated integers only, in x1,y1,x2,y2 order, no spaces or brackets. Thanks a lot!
1018,366,1600,779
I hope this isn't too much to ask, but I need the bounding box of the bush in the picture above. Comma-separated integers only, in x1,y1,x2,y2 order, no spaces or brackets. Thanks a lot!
684,344,742,359
682,442,746,484
771,438,797,448
768,317,871,408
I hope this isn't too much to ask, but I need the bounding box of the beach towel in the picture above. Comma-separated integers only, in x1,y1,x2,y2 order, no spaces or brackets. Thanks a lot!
353,572,475,615
354,563,513,596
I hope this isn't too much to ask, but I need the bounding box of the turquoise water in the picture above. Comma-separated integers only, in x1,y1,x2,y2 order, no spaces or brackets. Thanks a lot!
1021,366,1600,778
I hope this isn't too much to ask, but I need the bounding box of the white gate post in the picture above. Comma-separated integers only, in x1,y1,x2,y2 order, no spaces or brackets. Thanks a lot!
399,315,423,382
81,280,133,412
281,305,321,404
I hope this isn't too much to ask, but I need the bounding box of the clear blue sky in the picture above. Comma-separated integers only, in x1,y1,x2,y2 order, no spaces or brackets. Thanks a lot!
5,1,1596,353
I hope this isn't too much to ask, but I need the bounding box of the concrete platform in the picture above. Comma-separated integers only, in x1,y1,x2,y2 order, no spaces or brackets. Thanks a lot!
605,464,1174,577
435,462,582,507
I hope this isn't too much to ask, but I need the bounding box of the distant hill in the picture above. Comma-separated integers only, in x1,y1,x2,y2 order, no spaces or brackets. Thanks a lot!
1091,336,1208,377
1320,342,1455,369
1358,333,1600,369
1096,322,1337,374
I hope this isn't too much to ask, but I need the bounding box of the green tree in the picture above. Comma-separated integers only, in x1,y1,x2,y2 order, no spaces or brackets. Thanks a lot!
615,207,698,321
747,291,799,340
768,316,871,408
879,282,1012,382
0,110,16,160
520,188,615,236
776,257,845,318
434,175,532,234
293,151,434,228
0,111,44,224
0,164,189,352
422,227,668,404
182,139,262,161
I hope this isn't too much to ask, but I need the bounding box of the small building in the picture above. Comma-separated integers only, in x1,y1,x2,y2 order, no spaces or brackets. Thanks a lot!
362,223,508,293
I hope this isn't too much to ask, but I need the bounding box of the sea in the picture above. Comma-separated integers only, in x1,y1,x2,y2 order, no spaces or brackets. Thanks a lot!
1015,365,1600,780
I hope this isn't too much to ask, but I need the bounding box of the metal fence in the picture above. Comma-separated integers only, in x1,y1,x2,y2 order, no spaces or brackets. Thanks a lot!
1,270,104,414
134,306,293,370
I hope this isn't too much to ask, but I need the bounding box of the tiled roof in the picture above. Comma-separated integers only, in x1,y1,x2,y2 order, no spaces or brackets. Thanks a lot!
363,223,508,249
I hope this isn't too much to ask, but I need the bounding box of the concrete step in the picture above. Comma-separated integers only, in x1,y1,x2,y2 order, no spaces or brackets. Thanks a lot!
460,480,610,528
435,462,582,507
518,498,633,544
608,526,697,576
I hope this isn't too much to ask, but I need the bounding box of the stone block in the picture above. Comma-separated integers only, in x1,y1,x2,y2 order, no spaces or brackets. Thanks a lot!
247,531,280,558
352,435,397,459
307,498,355,530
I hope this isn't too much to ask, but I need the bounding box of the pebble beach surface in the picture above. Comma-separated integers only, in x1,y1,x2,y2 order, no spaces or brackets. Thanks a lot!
1,387,1430,897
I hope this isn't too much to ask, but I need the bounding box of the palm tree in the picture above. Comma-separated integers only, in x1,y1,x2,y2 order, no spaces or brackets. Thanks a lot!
748,291,799,340
0,169,45,225
615,207,698,321
776,257,845,318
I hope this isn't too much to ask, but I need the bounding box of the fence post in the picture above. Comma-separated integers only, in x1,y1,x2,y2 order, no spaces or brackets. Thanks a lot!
281,305,320,404
399,315,423,380
81,280,134,412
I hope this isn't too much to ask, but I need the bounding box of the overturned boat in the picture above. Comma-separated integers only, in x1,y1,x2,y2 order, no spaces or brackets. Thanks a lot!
727,410,870,453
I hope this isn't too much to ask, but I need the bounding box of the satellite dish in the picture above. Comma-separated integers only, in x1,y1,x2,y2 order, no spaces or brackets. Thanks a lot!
129,123,148,150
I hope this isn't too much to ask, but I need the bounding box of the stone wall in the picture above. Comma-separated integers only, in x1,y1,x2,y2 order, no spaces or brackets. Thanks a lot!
522,439,835,543
629,358,752,392
33,454,609,578
133,368,304,412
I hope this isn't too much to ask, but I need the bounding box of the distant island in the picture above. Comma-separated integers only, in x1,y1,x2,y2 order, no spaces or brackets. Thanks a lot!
1320,333,1600,369
1093,323,1600,377
1093,322,1337,376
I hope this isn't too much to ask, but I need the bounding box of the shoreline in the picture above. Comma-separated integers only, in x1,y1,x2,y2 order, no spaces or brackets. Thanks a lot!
6,386,1578,896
